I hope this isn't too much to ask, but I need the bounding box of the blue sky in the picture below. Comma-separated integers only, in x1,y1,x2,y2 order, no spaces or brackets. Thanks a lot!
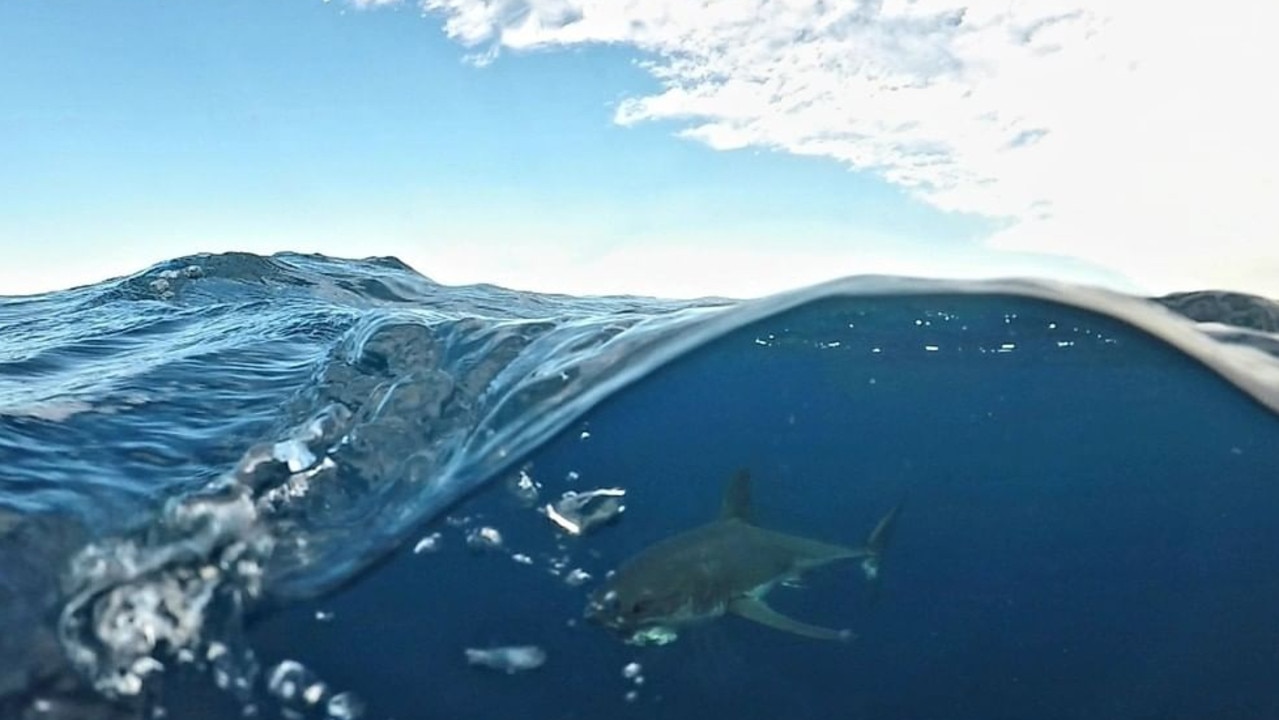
2,1,1275,298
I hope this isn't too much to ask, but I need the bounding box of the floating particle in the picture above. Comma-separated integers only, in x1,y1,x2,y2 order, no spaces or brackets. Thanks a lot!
325,691,366,720
624,690,639,703
464,645,547,674
566,470,580,482
466,526,503,551
622,662,642,680
564,568,591,587
511,553,533,565
314,610,335,622
413,532,442,554
579,431,591,440
543,488,625,536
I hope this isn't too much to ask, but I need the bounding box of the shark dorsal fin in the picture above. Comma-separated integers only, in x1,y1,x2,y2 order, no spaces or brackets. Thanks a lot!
720,469,753,522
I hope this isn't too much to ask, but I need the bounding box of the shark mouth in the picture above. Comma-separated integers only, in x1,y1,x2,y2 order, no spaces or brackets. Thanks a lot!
582,593,681,645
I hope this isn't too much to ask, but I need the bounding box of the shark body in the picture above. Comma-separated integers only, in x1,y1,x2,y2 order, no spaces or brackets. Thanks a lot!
584,470,901,644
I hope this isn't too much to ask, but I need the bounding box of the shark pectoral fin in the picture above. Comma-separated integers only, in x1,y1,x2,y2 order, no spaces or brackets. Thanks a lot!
861,498,905,586
728,598,854,642
866,498,904,557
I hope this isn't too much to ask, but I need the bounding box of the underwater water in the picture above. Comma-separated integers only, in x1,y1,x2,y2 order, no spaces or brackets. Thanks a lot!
2,252,1278,720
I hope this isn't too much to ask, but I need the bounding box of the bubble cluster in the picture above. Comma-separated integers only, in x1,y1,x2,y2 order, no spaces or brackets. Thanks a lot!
621,660,646,702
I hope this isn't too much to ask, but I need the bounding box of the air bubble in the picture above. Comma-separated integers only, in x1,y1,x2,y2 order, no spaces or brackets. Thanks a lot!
413,533,441,554
464,645,547,674
266,660,323,705
466,526,503,551
325,692,366,720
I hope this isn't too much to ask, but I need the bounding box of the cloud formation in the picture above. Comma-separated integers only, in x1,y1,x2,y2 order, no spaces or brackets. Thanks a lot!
398,0,1279,294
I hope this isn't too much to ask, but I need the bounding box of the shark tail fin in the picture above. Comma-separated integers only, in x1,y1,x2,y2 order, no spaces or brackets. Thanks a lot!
859,498,905,600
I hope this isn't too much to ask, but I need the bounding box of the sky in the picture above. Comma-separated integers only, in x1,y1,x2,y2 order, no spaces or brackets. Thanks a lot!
1,0,1276,299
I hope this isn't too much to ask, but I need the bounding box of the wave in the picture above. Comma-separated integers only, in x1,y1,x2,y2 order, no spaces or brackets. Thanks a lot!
2,252,1277,718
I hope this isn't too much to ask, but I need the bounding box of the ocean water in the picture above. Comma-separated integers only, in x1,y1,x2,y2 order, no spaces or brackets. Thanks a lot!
2,252,1278,720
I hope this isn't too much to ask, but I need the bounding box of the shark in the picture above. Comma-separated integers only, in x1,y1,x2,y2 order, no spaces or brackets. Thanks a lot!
584,469,902,645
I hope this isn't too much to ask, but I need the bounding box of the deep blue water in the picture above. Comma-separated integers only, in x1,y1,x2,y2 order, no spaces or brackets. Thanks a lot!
2,253,1279,720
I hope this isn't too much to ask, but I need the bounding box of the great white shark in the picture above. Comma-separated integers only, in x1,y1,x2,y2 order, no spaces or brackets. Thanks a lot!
584,470,902,645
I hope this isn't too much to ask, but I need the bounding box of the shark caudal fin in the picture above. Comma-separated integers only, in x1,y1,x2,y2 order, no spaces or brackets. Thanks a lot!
859,498,904,601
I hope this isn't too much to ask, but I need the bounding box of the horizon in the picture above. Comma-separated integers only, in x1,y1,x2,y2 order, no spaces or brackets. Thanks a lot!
2,1,1276,301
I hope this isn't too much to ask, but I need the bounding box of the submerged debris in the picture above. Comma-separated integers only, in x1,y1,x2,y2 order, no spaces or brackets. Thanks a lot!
464,645,547,674
543,488,626,536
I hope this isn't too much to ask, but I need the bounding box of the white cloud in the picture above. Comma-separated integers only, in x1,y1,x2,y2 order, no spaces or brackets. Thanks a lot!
377,0,1279,296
